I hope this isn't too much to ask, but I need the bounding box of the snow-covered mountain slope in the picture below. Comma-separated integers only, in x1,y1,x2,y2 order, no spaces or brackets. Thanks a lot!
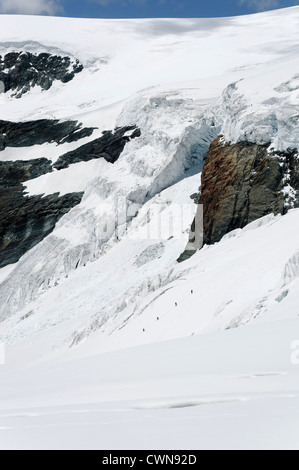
1,207,298,354
0,8,298,323
0,8,298,123
1,209,299,450
1,317,299,450
0,8,298,450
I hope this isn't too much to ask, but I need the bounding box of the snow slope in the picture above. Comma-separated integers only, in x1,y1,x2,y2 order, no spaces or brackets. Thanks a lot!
0,7,298,450
1,207,298,356
1,15,299,322
1,211,299,450
1,318,299,450
1,8,299,139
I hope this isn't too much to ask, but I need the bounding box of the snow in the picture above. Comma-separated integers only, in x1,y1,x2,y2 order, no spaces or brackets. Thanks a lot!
0,7,298,131
0,7,298,450
25,159,111,197
0,318,299,450
218,58,299,150
0,264,16,284
1,208,298,450
0,168,200,329
0,206,298,354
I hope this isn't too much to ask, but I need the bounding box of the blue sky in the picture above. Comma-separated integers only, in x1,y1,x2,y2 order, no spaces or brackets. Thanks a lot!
0,0,298,18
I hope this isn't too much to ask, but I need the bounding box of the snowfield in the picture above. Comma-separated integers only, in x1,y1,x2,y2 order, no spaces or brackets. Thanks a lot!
1,318,299,450
0,7,298,450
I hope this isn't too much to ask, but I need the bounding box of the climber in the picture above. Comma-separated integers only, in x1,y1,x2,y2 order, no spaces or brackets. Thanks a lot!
175,302,178,307
157,317,160,321
191,290,194,294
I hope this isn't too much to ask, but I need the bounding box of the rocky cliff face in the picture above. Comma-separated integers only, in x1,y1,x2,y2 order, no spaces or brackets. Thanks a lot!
198,136,298,245
0,121,141,268
0,52,83,98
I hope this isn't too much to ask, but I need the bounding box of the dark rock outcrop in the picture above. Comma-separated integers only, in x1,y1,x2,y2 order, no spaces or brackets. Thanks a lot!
199,137,299,245
0,158,52,187
0,119,95,149
54,126,141,170
0,120,141,268
0,158,83,268
0,52,83,98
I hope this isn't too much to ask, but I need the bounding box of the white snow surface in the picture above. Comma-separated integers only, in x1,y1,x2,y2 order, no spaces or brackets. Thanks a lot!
0,8,299,450
1,318,299,450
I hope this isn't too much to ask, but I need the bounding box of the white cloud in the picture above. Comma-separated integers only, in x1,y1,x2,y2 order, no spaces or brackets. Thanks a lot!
0,0,62,15
238,0,280,11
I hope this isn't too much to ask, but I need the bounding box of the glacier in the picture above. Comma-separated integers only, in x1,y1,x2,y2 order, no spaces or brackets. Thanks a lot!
0,7,298,450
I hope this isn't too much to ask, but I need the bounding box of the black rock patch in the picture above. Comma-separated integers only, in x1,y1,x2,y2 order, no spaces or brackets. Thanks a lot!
0,51,83,98
0,158,53,186
0,119,96,149
54,126,141,170
0,158,83,268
